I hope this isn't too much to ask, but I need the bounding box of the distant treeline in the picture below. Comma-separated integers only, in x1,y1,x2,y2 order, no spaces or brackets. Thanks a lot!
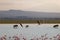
0,16,60,20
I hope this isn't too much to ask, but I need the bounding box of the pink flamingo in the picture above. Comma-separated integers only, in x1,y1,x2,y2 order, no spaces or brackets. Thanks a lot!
57,35,60,40
22,37,27,40
55,34,60,40
13,35,20,40
49,38,52,40
38,37,41,40
44,34,48,40
53,36,57,40
20,34,27,40
0,35,7,40
44,37,48,40
41,35,44,40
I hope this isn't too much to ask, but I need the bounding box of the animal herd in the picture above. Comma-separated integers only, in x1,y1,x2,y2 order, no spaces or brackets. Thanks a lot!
13,20,59,29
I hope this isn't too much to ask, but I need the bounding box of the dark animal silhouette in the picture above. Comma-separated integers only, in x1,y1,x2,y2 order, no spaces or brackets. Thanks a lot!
25,25,29,28
13,25,18,29
53,24,59,28
37,20,40,25
19,23,23,28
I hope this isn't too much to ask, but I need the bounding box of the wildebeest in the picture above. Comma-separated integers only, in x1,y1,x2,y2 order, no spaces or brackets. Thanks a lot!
37,20,40,25
13,25,18,29
53,24,59,29
25,25,29,28
19,23,23,28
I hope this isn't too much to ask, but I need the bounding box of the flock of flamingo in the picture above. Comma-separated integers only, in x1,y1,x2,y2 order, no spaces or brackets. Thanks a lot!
0,24,59,40
0,33,60,40
0,21,60,40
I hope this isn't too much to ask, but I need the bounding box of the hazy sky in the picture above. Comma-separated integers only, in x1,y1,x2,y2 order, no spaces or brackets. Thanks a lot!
0,0,60,12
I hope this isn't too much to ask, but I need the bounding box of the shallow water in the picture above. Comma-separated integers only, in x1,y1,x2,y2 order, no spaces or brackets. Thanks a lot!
0,24,60,40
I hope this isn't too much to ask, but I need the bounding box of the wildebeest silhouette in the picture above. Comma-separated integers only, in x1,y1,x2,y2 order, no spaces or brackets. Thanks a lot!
53,24,59,28
37,20,40,25
13,25,18,29
19,23,23,28
25,25,29,28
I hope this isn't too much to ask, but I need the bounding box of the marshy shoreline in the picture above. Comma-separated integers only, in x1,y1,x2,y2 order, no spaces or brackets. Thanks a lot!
0,20,60,24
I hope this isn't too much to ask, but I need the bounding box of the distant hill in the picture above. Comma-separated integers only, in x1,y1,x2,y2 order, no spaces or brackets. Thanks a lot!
0,10,60,20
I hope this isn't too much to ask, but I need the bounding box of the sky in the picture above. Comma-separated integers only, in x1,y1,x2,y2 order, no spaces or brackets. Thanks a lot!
0,0,60,12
